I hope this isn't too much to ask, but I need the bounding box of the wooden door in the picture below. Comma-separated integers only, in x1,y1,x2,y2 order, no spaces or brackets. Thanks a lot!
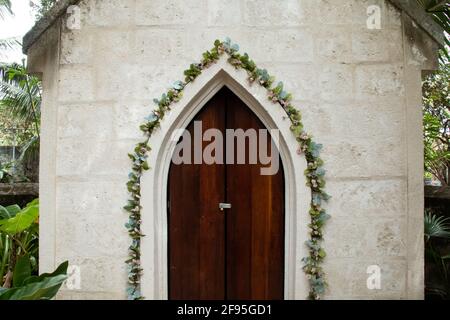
168,87,284,300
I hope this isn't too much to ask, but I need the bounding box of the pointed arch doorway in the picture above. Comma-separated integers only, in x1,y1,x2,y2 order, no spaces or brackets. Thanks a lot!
168,87,285,300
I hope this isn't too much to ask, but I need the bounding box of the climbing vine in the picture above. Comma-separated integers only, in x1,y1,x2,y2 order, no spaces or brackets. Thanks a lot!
124,38,331,300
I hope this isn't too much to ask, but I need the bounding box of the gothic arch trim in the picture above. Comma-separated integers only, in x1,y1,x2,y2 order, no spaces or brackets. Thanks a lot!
125,39,330,300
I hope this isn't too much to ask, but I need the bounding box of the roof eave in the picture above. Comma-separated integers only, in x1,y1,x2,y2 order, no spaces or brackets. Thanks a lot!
388,0,446,47
22,0,81,54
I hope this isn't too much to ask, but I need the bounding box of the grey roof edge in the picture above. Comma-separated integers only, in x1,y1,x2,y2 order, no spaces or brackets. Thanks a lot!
22,0,446,55
22,0,81,54
388,0,446,47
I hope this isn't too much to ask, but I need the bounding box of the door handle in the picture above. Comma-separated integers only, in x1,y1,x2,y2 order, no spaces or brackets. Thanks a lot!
219,203,232,211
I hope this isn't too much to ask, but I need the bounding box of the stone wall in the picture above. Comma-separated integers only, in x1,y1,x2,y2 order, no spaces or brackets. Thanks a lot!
27,0,439,300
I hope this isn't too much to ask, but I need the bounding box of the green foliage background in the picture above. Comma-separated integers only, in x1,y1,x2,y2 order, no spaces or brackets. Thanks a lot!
423,58,450,185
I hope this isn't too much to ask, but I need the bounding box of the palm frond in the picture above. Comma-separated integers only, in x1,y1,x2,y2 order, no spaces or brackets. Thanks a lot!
416,0,450,60
0,82,40,123
19,135,40,165
0,37,20,52
0,63,41,134
425,211,450,240
0,0,13,19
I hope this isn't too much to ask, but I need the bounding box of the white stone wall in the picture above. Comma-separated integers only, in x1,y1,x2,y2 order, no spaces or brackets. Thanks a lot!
28,0,435,299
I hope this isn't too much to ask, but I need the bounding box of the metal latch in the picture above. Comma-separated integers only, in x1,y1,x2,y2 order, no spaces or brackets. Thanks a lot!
219,203,232,211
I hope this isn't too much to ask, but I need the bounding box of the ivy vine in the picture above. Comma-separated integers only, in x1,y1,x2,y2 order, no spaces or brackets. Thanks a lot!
124,38,331,301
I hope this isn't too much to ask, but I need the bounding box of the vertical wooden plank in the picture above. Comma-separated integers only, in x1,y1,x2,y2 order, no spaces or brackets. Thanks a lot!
226,89,285,300
168,89,226,300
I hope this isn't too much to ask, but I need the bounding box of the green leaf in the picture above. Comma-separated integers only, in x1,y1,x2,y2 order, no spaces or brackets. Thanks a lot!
13,254,31,287
27,199,39,206
309,142,323,158
0,202,38,235
0,206,10,219
318,249,326,258
5,204,21,217
23,261,69,286
279,91,289,100
145,113,158,122
425,211,450,239
172,81,184,91
142,161,150,171
317,212,331,224
315,167,326,177
0,261,68,300
312,193,322,206
0,274,67,300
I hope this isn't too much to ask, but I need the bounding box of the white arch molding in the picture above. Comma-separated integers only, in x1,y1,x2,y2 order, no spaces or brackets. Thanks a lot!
140,58,311,300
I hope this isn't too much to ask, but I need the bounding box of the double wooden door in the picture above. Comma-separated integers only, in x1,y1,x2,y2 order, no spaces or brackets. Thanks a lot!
168,87,285,300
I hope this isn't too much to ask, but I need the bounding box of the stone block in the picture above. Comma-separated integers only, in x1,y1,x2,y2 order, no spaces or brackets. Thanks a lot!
324,217,407,258
55,211,129,258
321,136,407,178
134,29,191,64
57,103,114,141
325,179,407,219
132,65,185,98
95,63,136,101
113,100,149,140
56,179,128,217
207,0,242,26
300,98,406,142
94,30,133,64
56,256,127,293
352,27,403,62
60,29,93,65
315,0,353,25
242,0,309,26
355,64,405,98
314,26,352,63
318,64,354,102
81,0,134,27
266,63,318,101
271,29,314,62
135,0,207,26
58,65,95,102
325,258,407,299
56,138,132,177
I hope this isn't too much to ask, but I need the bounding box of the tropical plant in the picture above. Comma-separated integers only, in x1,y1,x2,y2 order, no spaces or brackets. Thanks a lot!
0,36,19,61
423,59,450,186
0,62,41,173
417,0,450,59
0,161,13,182
425,210,450,299
0,200,69,300
0,199,39,288
0,258,68,300
425,210,450,240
